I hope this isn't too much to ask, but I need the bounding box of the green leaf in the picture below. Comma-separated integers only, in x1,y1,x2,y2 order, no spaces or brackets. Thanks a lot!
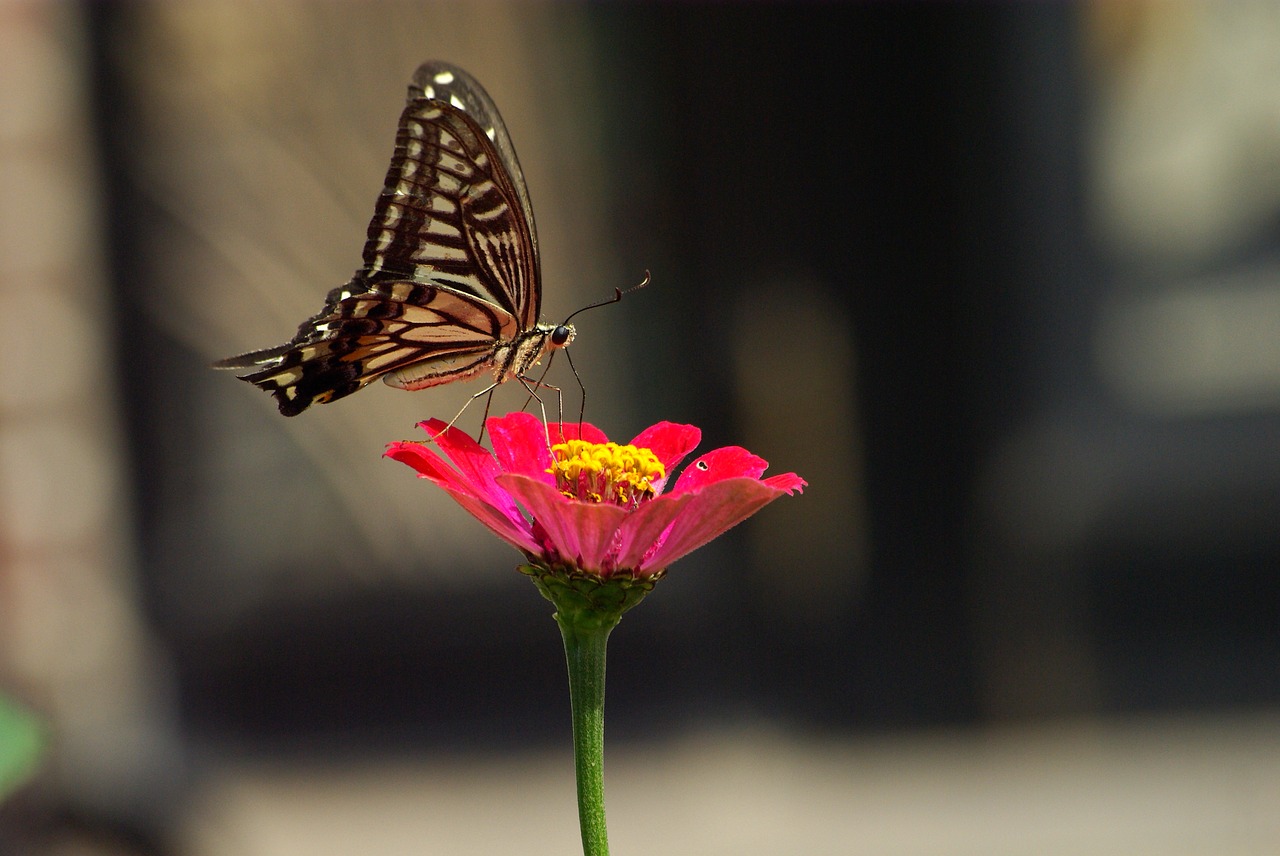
0,695,45,802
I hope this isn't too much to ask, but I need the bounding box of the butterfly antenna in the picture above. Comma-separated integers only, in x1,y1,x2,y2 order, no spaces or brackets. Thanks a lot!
559,270,650,326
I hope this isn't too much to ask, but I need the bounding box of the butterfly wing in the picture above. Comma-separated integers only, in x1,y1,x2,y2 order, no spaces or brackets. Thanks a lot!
394,61,541,329
364,65,541,329
223,282,519,417
215,62,541,416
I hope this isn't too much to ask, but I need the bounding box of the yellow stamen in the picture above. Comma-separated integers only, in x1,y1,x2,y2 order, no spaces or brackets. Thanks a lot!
548,440,665,508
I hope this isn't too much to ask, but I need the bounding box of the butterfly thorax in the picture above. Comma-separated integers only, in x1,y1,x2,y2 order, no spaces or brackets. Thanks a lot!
382,321,574,392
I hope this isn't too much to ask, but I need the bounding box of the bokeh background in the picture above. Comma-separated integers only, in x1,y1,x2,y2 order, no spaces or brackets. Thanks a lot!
2,2,1279,854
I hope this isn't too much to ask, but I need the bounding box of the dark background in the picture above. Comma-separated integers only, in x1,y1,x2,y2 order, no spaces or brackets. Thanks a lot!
3,3,1276,852
88,4,1280,748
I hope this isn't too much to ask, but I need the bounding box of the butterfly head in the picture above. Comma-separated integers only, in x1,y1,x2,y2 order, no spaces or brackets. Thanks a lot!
551,324,575,349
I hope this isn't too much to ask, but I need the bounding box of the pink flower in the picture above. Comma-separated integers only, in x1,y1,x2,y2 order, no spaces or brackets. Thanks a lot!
385,412,806,578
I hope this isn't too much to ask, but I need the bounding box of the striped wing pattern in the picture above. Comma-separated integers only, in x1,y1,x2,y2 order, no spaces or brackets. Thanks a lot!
215,62,543,417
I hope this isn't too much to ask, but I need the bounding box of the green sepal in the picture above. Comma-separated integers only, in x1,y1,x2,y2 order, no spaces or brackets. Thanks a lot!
519,563,662,631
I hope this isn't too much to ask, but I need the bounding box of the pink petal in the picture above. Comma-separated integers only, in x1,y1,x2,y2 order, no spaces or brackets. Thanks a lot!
431,484,542,555
385,440,477,494
402,421,526,525
670,446,766,496
384,441,539,554
489,412,555,480
764,473,807,494
631,422,701,479
415,420,506,495
640,477,792,572
546,421,610,445
498,473,628,572
612,491,696,572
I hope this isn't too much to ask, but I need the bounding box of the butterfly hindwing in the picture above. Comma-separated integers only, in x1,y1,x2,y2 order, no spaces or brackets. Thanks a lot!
234,281,519,416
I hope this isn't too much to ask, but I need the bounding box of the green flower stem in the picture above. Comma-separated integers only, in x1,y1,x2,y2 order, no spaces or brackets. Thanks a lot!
521,564,661,856
557,615,614,856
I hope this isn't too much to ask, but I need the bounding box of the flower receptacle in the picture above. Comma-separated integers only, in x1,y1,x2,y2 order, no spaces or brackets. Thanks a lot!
519,563,662,631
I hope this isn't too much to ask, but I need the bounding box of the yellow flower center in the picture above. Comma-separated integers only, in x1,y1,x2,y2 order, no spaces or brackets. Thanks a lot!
548,440,665,508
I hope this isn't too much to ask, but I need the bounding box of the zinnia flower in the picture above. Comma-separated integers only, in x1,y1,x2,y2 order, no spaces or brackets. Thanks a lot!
386,410,804,856
385,411,806,579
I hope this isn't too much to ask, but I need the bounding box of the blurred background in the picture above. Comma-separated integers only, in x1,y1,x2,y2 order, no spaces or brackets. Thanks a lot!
2,2,1279,854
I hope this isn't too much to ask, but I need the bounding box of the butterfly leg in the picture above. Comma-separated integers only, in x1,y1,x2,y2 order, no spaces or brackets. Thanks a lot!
563,348,588,437
429,381,503,444
525,350,585,440
474,385,502,445
520,358,565,422
515,374,566,448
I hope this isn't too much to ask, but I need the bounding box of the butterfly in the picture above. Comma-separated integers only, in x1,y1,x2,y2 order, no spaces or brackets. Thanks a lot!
214,61,575,417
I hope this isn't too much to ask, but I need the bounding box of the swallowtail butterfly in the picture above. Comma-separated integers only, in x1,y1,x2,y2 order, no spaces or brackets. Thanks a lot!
215,61,574,417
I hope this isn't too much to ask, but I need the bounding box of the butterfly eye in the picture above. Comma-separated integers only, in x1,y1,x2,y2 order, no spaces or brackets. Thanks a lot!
551,325,574,347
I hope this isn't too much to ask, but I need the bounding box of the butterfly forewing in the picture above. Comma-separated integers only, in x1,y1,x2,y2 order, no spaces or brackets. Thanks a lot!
407,62,539,287
215,61,558,417
363,96,537,326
